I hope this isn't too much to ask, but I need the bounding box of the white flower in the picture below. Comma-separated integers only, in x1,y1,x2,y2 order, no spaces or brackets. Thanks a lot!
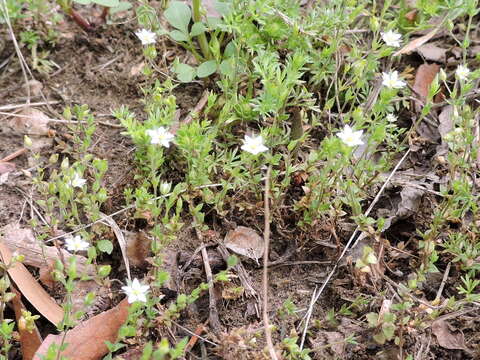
382,71,406,89
146,127,174,147
386,114,397,123
160,182,171,195
65,235,90,252
135,29,156,45
455,65,470,81
241,134,268,155
122,278,150,303
69,173,86,188
337,125,364,147
381,30,402,47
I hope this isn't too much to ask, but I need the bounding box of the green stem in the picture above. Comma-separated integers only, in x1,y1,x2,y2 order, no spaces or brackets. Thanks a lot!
192,0,211,59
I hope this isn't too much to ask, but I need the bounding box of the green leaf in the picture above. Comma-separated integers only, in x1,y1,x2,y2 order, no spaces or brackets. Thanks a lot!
366,312,378,327
382,323,396,340
97,239,113,254
109,1,133,14
174,63,195,82
196,60,217,78
92,0,119,7
169,30,189,42
164,1,191,33
73,0,92,4
190,22,206,37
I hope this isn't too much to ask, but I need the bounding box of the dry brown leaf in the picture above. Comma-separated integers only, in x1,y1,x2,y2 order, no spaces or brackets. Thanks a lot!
413,63,441,99
0,162,15,175
8,108,51,136
416,43,447,62
125,231,151,267
393,27,438,56
224,226,264,261
405,9,418,22
11,287,43,360
432,319,468,350
33,299,130,360
1,223,93,274
0,242,64,325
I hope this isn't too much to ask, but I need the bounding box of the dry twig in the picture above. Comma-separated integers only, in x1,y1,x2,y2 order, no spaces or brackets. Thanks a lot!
262,165,278,360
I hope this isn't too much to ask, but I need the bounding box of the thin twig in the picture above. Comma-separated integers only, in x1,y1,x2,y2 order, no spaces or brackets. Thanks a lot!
0,148,27,162
0,101,61,111
435,262,451,303
300,148,412,349
201,246,221,334
169,319,219,347
262,165,278,360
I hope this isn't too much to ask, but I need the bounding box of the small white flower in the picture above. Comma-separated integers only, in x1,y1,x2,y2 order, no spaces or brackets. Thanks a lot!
386,114,397,123
65,235,90,252
337,125,364,147
241,134,268,155
69,173,86,188
455,65,470,81
146,127,174,147
382,71,406,89
160,182,171,195
135,29,156,45
381,30,402,47
122,278,150,303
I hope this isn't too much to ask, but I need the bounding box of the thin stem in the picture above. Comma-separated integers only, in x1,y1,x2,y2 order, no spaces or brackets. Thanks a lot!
191,0,211,59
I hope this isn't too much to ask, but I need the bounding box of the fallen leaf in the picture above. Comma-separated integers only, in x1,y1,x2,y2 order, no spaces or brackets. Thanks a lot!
432,319,468,350
1,223,93,275
404,9,418,22
413,63,441,99
8,108,51,136
129,62,145,77
416,43,447,62
393,27,438,57
0,242,63,325
33,299,130,360
0,162,15,175
11,287,43,360
224,226,264,262
125,231,151,268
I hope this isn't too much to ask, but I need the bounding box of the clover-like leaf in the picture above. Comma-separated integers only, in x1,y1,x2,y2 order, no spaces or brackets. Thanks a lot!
164,1,191,33
169,30,189,42
190,22,206,37
196,60,217,78
174,63,196,83
93,0,120,7
97,239,113,254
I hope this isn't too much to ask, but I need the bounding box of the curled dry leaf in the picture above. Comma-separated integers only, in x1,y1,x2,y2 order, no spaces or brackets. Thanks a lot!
224,226,264,262
8,108,51,136
33,299,130,360
125,231,151,268
416,43,447,63
432,319,468,350
0,241,63,325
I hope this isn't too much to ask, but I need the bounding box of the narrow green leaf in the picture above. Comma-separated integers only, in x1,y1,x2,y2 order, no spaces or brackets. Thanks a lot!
196,60,217,78
109,2,133,14
73,0,92,4
164,1,191,33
